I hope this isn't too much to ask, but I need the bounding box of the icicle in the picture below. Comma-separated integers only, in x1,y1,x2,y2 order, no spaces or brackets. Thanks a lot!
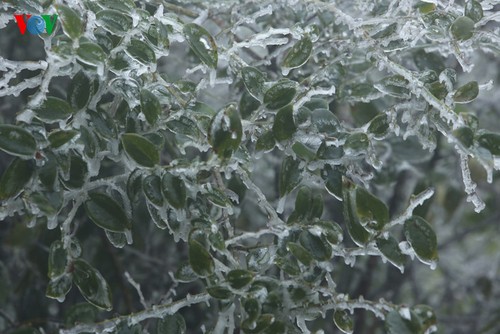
277,196,286,214
459,152,486,213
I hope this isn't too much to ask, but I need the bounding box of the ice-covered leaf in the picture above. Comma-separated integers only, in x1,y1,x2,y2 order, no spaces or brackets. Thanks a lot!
355,187,389,231
122,133,159,167
256,131,276,152
282,36,313,69
376,235,406,270
206,285,233,299
46,274,72,301
453,81,478,103
342,179,370,246
77,43,106,66
189,239,214,277
73,259,112,310
157,314,186,334
184,23,217,68
0,125,37,157
143,174,163,206
316,220,343,245
292,142,316,161
368,113,389,138
0,158,34,200
244,298,261,321
450,16,475,40
264,79,297,110
322,165,343,200
62,155,88,189
242,67,265,100
209,105,242,158
333,310,353,334
404,216,438,265
48,240,68,278
140,89,161,125
477,132,500,155
162,173,187,209
312,108,339,133
85,193,131,232
227,269,254,289
96,10,132,36
273,105,296,141
453,127,474,148
299,231,332,261
239,91,260,119
385,310,421,334
279,156,302,197
68,71,93,111
465,0,483,22
127,39,156,65
48,130,78,149
174,262,198,283
145,21,169,49
56,4,82,39
35,97,73,122
287,242,313,265
345,133,369,154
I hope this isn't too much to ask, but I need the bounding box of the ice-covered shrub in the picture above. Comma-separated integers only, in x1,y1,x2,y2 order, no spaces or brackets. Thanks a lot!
1,0,500,333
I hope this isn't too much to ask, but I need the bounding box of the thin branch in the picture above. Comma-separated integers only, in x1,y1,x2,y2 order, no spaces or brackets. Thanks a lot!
59,292,211,334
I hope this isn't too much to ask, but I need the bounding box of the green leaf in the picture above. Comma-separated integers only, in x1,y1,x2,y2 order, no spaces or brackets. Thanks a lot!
0,125,37,157
477,132,500,155
209,105,242,158
64,302,98,326
465,0,483,23
35,97,74,121
227,269,254,289
46,274,72,301
143,174,164,206
242,67,265,100
355,187,389,231
453,81,479,103
189,239,214,277
184,23,218,68
48,240,68,278
122,133,159,167
207,285,233,299
376,235,406,270
264,79,297,110
450,16,475,40
279,156,302,197
273,105,296,141
282,36,313,69
73,259,112,311
404,216,438,265
204,186,231,209
127,39,156,64
48,130,78,149
96,10,132,36
244,298,261,321
56,4,82,39
140,89,161,125
162,173,187,209
239,91,260,119
0,158,34,200
167,116,202,140
342,179,370,246
299,231,332,261
68,71,93,110
145,21,170,50
333,310,354,334
242,314,275,333
77,42,107,66
288,242,313,265
157,314,186,334
85,193,131,232
385,310,422,334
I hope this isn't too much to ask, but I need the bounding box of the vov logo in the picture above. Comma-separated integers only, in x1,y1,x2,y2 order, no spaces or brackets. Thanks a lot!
13,14,58,35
